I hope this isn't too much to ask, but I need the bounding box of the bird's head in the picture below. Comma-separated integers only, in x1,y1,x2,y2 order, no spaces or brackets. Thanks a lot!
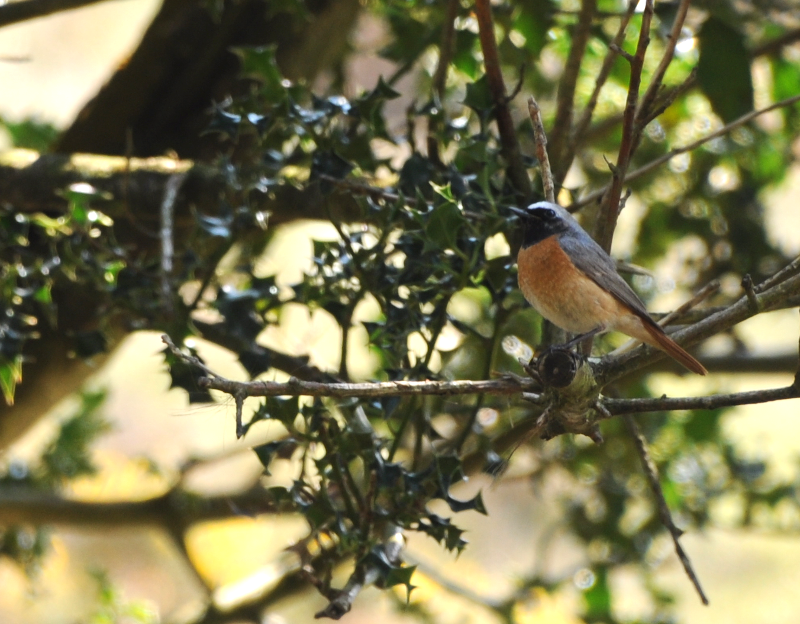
509,201,571,248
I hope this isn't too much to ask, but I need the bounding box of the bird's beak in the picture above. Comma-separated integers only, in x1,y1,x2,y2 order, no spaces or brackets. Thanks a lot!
507,206,529,219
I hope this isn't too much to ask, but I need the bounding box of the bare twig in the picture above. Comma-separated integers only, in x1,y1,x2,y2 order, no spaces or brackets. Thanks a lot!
657,280,721,327
570,0,638,151
636,67,698,130
595,0,653,253
635,0,691,129
756,253,800,292
162,334,218,378
600,384,799,416
432,0,458,100
199,374,537,399
751,27,800,58
474,0,531,198
0,0,106,28
527,96,555,202
160,172,187,316
549,0,597,180
742,274,761,312
572,93,800,211
427,0,460,166
623,415,709,605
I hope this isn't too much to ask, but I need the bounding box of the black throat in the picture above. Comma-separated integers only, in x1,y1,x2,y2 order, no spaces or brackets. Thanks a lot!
520,216,568,249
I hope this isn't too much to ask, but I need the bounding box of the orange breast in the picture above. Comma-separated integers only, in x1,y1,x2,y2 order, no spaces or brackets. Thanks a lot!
517,236,628,334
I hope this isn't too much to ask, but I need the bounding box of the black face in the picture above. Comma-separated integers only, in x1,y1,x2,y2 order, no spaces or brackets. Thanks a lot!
518,205,567,248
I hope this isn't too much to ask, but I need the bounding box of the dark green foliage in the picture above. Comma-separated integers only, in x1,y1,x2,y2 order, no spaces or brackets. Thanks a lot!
0,188,123,403
40,390,111,487
1,117,59,151
0,391,111,574
697,17,754,123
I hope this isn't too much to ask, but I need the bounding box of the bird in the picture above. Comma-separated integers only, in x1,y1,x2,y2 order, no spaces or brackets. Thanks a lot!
511,201,707,375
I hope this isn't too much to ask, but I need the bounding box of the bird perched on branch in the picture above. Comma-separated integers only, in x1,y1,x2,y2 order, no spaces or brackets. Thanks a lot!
511,201,707,375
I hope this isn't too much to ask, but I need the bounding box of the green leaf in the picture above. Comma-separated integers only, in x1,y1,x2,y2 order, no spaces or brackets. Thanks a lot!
1,117,59,151
582,566,611,619
424,201,463,251
233,45,285,100
252,438,298,474
772,56,800,103
513,0,556,59
697,17,753,122
452,30,479,79
0,356,22,405
463,74,494,115
40,390,112,486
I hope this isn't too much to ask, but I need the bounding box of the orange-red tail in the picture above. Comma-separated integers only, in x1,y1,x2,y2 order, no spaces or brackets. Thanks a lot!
642,323,707,375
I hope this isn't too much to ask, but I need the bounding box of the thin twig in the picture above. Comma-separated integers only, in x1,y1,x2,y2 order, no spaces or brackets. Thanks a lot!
635,0,691,129
572,93,800,211
474,0,531,198
432,0,458,100
595,0,654,253
549,0,597,180
657,280,721,327
427,0,460,166
162,334,218,378
756,253,800,292
160,172,187,315
600,384,799,416
623,415,709,605
751,26,800,58
742,274,761,312
570,0,638,152
527,96,555,202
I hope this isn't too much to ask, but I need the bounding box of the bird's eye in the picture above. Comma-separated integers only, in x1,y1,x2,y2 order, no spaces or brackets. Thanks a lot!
542,208,556,220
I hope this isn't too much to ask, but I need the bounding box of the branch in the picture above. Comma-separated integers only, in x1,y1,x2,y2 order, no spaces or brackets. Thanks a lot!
601,384,799,417
634,0,690,131
751,27,800,58
427,0,460,166
314,526,407,619
527,96,555,203
572,93,800,211
570,0,638,152
0,0,106,28
623,415,709,605
594,0,653,253
474,0,531,198
160,172,187,316
548,0,596,181
0,485,290,527
198,372,538,399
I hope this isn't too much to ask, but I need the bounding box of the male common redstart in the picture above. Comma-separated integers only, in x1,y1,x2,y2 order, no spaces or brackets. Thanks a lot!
512,201,707,375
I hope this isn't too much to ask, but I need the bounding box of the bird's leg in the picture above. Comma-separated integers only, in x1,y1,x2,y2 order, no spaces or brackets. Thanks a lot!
561,326,603,350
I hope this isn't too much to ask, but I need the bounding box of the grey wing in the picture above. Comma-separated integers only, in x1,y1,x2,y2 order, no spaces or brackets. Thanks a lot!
558,232,651,319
